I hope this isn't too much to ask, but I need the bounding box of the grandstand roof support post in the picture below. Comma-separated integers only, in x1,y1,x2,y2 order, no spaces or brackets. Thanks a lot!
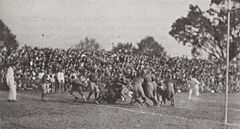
224,0,231,125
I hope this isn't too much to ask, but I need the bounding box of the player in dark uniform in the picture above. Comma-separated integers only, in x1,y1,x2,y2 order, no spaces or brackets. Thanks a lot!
68,73,87,102
142,69,159,106
87,69,99,104
111,73,128,102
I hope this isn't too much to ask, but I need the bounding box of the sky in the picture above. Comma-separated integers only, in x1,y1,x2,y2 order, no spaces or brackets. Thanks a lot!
0,0,210,57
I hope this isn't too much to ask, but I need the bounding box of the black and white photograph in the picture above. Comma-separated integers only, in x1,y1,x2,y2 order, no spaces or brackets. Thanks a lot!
0,0,240,129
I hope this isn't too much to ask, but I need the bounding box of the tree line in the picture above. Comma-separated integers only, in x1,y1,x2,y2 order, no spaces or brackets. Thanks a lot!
1,0,240,64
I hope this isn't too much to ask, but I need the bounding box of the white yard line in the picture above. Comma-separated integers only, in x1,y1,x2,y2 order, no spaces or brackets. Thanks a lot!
176,104,240,112
98,104,240,127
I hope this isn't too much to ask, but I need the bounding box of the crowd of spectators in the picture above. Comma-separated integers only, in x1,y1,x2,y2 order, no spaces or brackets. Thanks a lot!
0,45,239,93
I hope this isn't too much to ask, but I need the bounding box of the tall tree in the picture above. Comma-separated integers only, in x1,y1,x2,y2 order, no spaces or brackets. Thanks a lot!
169,1,240,62
0,19,19,65
73,37,100,51
112,42,135,54
136,36,166,57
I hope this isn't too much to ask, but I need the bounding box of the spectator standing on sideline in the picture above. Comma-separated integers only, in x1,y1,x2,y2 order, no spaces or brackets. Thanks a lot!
188,75,200,100
6,64,17,102
57,69,65,93
41,70,50,101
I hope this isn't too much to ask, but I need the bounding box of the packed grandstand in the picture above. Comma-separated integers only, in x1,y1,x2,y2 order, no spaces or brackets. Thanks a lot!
0,45,239,93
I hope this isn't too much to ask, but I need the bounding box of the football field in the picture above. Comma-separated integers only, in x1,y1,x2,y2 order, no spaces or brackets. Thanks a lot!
0,91,240,129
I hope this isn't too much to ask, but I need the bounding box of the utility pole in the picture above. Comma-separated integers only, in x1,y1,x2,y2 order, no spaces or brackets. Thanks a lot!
224,0,231,124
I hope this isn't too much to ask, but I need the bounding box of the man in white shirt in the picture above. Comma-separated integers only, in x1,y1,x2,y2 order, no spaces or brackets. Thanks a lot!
6,64,17,102
188,75,200,100
57,70,65,94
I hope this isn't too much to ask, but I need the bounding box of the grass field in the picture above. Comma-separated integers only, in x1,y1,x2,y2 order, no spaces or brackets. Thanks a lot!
0,90,240,129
